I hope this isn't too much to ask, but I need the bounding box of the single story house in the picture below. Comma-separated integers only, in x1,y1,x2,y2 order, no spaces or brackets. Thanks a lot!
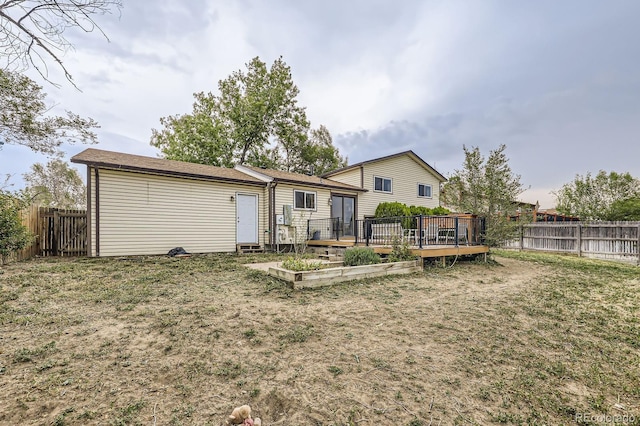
71,148,446,256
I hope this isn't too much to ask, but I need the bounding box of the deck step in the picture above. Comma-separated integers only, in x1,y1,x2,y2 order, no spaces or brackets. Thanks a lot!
236,244,264,254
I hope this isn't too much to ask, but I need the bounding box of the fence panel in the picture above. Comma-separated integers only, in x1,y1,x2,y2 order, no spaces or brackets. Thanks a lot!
505,222,640,264
6,206,87,263
39,208,87,257
11,204,41,262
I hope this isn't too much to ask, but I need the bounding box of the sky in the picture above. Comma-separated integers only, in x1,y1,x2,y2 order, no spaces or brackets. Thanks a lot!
2,0,640,208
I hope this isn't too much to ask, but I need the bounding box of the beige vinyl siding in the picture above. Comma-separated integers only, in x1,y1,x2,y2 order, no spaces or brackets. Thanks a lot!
274,183,332,240
94,169,264,256
358,155,441,218
328,167,362,188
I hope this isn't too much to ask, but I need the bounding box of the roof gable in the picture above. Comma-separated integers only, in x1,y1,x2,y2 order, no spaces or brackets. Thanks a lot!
323,150,447,182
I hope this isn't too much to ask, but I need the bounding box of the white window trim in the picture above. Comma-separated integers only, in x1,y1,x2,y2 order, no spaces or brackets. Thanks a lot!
417,183,433,199
373,176,393,194
293,189,317,211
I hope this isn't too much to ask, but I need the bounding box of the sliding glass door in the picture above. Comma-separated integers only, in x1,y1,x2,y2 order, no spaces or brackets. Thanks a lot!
331,195,355,237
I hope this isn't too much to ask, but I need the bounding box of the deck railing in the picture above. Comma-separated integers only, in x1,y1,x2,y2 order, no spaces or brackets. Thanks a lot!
308,215,486,247
307,217,342,241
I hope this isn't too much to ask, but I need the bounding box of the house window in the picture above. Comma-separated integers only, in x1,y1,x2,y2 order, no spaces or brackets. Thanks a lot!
418,183,432,198
294,190,316,210
374,176,392,193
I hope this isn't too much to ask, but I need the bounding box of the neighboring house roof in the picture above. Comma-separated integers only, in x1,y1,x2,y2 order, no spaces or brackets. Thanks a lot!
71,149,265,186
239,165,366,192
322,150,447,182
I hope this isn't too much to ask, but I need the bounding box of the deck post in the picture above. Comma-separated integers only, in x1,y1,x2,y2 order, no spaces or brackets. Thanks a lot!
354,219,359,244
454,216,459,247
418,215,423,249
365,219,370,246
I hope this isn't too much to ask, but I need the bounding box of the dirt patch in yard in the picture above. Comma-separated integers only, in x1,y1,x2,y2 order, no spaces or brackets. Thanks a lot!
0,252,638,425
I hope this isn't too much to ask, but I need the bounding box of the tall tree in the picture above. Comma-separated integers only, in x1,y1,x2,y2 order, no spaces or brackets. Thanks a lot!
298,125,347,175
0,69,98,154
442,145,525,246
554,171,640,220
151,56,346,172
0,0,122,86
23,158,86,208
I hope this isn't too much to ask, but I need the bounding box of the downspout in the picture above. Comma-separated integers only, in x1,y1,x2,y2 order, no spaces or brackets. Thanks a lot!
86,166,92,256
267,182,273,247
268,182,278,247
95,168,100,257
272,182,278,246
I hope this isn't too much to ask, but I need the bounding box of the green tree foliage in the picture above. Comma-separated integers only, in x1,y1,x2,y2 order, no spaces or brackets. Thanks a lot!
1,0,122,86
0,189,32,264
442,145,524,246
150,57,345,173
0,70,98,154
605,197,640,221
554,171,640,221
24,158,86,209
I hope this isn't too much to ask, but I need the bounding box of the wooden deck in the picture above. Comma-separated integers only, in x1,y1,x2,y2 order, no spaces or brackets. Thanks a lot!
307,239,490,259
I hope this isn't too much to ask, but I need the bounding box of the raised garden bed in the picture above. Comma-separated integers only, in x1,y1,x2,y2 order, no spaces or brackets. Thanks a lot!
268,259,422,289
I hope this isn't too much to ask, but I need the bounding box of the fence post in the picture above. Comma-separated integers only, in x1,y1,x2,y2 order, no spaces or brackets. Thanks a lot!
53,209,60,256
637,224,640,266
519,224,524,251
576,223,582,257
418,215,423,249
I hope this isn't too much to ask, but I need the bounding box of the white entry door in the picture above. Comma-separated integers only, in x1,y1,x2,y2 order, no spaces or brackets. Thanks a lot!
236,194,258,243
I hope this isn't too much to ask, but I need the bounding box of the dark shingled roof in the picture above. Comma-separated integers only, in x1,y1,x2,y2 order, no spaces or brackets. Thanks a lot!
71,149,265,186
322,150,447,182
244,166,365,192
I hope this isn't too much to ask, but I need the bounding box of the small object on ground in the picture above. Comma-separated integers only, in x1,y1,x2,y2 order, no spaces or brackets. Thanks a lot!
167,247,191,257
227,404,252,424
253,418,261,426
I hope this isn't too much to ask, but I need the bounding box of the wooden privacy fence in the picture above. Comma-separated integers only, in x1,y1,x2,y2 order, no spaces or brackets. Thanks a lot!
12,206,87,262
503,222,640,264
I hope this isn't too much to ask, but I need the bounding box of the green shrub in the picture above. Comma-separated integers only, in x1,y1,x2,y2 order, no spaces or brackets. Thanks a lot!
281,257,323,271
0,190,33,265
374,202,411,218
430,206,451,215
388,236,417,263
343,247,381,266
408,205,431,216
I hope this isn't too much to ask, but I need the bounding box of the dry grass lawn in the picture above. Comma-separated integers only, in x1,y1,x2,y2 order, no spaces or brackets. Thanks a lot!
0,250,638,425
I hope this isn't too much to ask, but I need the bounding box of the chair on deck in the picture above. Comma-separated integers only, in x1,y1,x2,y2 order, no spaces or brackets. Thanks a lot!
370,222,404,245
425,223,439,244
456,223,469,245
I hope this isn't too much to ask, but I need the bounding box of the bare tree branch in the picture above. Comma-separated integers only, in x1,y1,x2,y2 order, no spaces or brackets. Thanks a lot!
0,0,122,87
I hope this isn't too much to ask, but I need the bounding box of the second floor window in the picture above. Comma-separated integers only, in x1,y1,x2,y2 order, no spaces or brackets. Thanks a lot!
374,176,392,193
418,183,432,198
